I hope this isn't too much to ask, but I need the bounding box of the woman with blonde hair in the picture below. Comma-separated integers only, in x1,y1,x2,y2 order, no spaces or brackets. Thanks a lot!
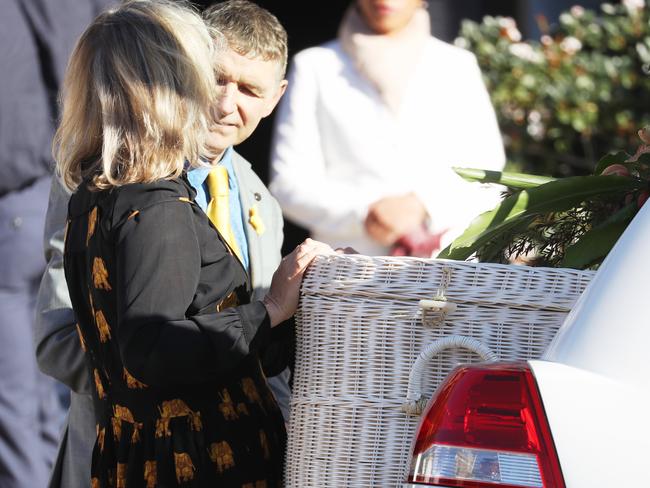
56,1,329,486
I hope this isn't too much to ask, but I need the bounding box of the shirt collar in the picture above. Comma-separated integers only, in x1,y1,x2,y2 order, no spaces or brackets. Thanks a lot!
186,146,235,188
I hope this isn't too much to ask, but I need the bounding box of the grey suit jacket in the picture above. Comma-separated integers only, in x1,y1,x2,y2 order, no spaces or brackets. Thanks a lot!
34,150,289,488
231,152,292,413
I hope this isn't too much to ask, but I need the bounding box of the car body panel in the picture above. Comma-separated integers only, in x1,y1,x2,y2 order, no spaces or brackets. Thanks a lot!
533,203,650,484
543,203,650,389
530,360,650,487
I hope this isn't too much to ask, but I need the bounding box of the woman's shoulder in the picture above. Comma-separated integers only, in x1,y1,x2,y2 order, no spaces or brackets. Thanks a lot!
113,176,196,227
69,176,196,229
425,36,478,67
292,40,347,71
114,175,192,205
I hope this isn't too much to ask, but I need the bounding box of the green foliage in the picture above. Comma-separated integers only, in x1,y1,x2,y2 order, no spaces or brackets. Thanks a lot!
560,202,637,268
458,3,650,176
439,146,650,269
594,150,633,173
453,167,556,189
438,175,645,262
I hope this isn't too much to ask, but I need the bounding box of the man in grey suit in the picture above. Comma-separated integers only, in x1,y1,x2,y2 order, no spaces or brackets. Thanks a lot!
35,2,291,486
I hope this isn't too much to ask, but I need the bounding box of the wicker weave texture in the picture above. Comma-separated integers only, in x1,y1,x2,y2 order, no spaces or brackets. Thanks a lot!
285,255,594,487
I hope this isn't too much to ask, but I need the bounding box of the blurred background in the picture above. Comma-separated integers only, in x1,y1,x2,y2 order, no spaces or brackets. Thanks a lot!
189,0,638,253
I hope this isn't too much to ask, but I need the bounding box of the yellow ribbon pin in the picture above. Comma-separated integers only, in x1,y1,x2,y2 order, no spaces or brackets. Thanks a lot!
249,205,265,235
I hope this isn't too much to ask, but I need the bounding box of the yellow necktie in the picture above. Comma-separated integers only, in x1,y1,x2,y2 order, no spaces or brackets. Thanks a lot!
206,165,243,262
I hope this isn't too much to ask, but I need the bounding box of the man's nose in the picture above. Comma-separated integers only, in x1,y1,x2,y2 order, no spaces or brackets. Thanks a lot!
217,83,237,116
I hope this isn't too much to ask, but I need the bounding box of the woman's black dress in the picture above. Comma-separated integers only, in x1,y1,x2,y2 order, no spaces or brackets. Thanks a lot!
63,175,287,488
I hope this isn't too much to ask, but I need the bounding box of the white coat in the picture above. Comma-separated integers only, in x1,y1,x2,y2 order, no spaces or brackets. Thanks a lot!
271,37,506,255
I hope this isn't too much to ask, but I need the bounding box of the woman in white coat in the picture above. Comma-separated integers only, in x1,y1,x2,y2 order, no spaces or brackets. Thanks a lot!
271,0,505,256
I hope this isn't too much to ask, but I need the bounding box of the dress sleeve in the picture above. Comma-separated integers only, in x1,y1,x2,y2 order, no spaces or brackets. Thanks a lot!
259,318,294,378
114,199,271,387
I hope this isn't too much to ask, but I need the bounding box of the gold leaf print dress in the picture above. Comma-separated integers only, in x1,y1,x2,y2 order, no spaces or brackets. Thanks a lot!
64,176,288,487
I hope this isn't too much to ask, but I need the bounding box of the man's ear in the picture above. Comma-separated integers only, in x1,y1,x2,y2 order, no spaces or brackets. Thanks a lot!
262,79,288,118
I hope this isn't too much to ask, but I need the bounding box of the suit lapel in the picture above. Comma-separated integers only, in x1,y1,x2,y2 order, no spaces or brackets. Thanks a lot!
232,151,262,294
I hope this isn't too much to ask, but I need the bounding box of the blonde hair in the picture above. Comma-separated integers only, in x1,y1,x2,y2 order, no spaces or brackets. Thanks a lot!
55,0,218,191
203,0,288,78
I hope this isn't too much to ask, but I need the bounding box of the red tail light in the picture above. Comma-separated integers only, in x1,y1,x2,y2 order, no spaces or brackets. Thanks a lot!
407,362,564,488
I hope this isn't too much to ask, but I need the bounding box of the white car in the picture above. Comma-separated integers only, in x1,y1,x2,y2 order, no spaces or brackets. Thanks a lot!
403,203,650,487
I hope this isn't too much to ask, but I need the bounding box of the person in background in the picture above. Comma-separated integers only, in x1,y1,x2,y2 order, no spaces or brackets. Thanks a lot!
271,0,506,257
36,0,296,486
0,0,110,486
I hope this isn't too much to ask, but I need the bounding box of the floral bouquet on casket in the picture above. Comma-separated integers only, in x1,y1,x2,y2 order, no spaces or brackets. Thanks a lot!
437,128,650,270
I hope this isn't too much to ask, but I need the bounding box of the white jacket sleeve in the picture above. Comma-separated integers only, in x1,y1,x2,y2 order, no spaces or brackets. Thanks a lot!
452,54,505,173
270,51,377,240
411,53,506,239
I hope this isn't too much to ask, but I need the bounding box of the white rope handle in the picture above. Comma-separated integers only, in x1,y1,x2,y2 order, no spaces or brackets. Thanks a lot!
402,335,498,416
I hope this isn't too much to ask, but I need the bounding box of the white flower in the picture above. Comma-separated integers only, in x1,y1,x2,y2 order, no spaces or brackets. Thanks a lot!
623,0,645,10
527,119,545,141
570,5,585,17
509,43,544,63
508,27,522,42
454,37,469,50
541,35,554,47
498,17,517,30
498,17,522,42
560,36,582,55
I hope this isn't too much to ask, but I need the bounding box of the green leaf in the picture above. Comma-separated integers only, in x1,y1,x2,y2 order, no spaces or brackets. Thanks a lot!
560,203,637,268
475,215,537,262
594,150,631,174
437,175,644,261
453,167,556,189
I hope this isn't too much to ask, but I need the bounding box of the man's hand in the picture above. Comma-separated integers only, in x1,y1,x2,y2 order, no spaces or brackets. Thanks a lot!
364,193,427,246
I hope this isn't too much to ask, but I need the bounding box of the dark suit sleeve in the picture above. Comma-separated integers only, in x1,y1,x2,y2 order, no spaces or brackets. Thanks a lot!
35,177,91,393
114,200,271,387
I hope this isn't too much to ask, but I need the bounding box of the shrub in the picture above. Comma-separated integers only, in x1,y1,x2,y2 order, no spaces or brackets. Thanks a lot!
458,1,650,176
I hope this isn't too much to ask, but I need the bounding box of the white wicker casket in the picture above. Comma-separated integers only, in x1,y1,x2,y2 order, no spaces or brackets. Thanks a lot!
285,255,595,488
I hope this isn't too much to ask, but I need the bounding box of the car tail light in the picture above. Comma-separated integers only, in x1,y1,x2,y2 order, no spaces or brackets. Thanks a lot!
407,362,564,488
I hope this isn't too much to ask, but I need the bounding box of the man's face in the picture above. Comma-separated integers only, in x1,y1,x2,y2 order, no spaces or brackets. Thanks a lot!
207,47,287,158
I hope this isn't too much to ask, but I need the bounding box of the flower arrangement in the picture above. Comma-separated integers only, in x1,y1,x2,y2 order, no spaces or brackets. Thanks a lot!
457,1,650,176
438,128,650,269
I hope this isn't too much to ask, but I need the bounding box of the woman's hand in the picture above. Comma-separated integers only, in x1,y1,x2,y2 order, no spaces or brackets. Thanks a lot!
336,247,358,255
263,239,334,326
364,193,427,246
